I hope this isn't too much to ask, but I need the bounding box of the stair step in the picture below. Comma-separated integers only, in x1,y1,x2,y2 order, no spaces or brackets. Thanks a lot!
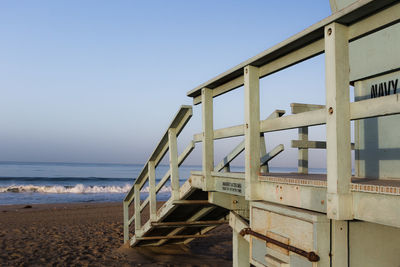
172,200,210,205
151,220,227,228
136,234,212,241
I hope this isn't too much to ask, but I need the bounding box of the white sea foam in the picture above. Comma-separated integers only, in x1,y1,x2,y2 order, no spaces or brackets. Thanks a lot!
0,184,172,194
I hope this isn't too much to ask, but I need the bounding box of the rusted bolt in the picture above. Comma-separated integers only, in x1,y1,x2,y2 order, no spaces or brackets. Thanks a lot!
327,28,332,36
188,178,192,183
245,123,248,129
280,186,282,189
245,68,248,74
328,107,333,114
280,197,283,200
233,200,238,204
296,186,298,190
321,200,324,205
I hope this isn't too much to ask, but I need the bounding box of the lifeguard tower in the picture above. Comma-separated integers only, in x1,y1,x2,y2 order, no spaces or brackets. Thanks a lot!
123,0,400,266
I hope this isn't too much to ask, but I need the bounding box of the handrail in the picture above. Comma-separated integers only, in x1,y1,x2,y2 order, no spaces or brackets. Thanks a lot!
187,0,400,104
124,106,192,203
123,106,193,243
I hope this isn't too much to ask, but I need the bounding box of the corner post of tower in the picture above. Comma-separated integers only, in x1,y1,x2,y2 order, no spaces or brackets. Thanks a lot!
325,21,353,267
244,65,261,200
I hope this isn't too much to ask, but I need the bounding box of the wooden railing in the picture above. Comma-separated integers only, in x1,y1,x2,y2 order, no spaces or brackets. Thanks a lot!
123,106,193,243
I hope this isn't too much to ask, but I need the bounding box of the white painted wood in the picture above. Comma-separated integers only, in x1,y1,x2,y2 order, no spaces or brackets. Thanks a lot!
351,93,400,120
148,161,157,221
260,144,284,167
123,201,129,243
134,184,142,237
155,206,215,246
202,87,214,191
188,0,399,103
325,22,353,221
298,127,309,174
168,128,179,200
330,220,348,267
215,140,245,172
260,134,268,174
291,103,325,114
292,140,355,150
260,109,326,133
244,65,261,200
233,227,250,267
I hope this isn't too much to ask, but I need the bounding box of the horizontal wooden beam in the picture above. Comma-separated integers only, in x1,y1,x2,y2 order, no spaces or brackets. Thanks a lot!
172,200,211,205
291,103,325,114
136,234,212,241
189,1,400,103
151,220,227,228
292,140,355,150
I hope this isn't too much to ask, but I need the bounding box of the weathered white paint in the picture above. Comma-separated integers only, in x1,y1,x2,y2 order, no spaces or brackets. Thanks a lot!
148,160,157,221
325,22,353,221
244,65,261,200
202,87,214,191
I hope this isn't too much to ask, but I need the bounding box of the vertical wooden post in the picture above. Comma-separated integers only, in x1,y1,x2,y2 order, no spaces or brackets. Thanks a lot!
330,220,348,267
168,128,180,200
260,133,268,174
244,65,260,200
325,22,352,220
123,200,129,243
298,127,308,174
148,161,157,221
325,22,351,267
202,87,214,191
233,230,250,267
134,184,142,237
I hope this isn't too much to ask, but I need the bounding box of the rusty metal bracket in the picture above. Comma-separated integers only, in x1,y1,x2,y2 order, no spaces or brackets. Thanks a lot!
239,228,320,262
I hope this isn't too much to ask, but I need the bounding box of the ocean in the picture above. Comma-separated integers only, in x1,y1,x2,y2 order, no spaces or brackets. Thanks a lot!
0,161,326,205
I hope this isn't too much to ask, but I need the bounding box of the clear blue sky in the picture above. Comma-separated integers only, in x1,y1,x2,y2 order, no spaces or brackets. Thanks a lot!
0,1,333,167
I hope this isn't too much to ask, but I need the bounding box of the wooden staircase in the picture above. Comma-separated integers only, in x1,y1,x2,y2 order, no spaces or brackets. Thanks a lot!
123,105,285,247
123,106,229,247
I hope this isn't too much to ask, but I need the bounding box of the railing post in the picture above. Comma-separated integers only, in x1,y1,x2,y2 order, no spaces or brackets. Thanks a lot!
148,161,157,221
123,200,129,243
202,87,214,191
134,184,142,237
298,127,308,174
244,65,260,200
168,128,180,200
325,22,352,267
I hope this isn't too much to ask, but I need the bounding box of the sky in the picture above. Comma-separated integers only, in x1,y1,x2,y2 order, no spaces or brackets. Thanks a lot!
0,1,334,167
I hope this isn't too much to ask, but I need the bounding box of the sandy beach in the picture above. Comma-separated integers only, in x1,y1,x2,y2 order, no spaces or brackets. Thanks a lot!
0,202,232,266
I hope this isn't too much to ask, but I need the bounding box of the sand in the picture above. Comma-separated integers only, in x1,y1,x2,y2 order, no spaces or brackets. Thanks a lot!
0,202,232,266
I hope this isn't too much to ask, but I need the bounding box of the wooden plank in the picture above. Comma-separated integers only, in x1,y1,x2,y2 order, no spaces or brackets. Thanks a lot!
172,200,210,205
168,128,179,200
155,206,215,246
260,144,284,166
292,140,355,150
123,201,129,243
244,65,260,200
148,161,156,221
151,220,227,228
290,103,325,114
298,127,308,174
124,106,192,203
260,108,326,133
136,234,212,241
350,93,400,120
215,140,245,172
325,22,353,221
202,87,214,191
134,184,142,237
187,0,399,102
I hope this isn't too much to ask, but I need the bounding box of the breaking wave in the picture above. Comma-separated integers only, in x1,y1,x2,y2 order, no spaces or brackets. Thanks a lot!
0,184,172,194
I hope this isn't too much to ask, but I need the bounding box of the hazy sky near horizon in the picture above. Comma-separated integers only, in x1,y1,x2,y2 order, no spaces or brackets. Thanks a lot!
0,1,333,167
